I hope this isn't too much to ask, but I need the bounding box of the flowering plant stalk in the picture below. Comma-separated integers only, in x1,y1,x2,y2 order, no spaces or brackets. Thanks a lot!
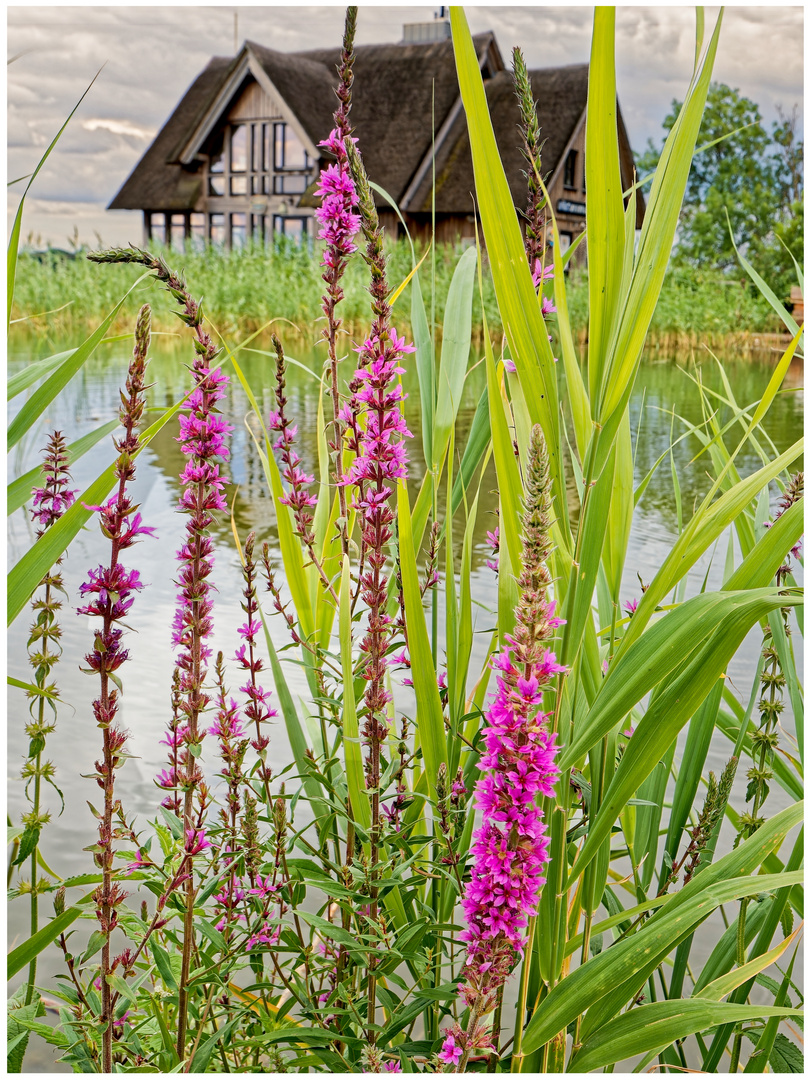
317,4,360,555
441,426,564,1072
78,304,155,1072
344,133,415,1043
16,432,76,1006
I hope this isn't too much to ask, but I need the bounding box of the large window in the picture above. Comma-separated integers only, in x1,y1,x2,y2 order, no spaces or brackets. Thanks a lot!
190,212,206,252
207,121,312,203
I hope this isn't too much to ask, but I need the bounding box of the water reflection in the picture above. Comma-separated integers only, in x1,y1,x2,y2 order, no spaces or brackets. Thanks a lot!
7,335,803,1069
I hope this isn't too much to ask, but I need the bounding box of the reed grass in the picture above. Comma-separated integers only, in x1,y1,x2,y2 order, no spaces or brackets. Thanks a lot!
11,238,782,348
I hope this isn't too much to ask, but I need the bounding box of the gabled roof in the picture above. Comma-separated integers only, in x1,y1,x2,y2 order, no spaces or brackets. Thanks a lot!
109,56,234,211
109,31,501,212
407,63,591,214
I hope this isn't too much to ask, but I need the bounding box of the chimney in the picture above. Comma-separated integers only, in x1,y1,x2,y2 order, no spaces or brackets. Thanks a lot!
402,7,451,44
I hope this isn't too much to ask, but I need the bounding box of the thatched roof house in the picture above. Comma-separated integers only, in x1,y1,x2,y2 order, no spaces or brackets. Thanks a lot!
109,17,643,254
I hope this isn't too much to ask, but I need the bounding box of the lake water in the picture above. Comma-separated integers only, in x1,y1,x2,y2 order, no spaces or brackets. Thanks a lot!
7,333,803,1070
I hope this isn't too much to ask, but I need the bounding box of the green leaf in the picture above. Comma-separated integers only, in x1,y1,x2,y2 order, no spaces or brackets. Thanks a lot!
187,1016,240,1073
397,480,446,795
521,801,802,1055
432,246,476,472
585,6,626,411
572,1000,802,1072
573,590,801,879
7,908,82,979
450,7,564,520
150,941,178,993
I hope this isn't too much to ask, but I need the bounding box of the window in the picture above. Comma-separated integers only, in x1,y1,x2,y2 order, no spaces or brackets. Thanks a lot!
150,212,166,244
209,213,226,246
170,214,186,251
274,123,308,171
208,131,225,196
273,173,308,195
230,124,247,173
563,150,577,190
251,214,265,242
558,231,572,254
231,212,247,249
190,213,206,252
273,215,307,244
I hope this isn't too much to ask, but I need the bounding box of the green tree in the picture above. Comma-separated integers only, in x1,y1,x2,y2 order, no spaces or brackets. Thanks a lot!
638,83,803,296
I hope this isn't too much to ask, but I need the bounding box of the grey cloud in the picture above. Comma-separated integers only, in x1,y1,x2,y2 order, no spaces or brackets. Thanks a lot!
7,4,803,247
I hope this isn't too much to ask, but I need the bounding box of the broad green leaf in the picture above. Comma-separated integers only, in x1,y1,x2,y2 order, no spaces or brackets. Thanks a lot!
572,590,801,878
450,7,564,521
564,591,785,770
618,437,803,655
230,354,314,640
586,6,625,411
432,245,476,472
396,480,446,794
571,1000,801,1073
695,926,800,1001
450,387,491,519
521,802,802,1054
8,908,82,978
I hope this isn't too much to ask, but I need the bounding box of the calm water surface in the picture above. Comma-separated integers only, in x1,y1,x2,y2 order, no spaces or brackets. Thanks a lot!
8,334,803,1070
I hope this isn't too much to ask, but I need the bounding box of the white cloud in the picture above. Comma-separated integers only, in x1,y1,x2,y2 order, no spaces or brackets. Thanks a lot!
82,118,156,140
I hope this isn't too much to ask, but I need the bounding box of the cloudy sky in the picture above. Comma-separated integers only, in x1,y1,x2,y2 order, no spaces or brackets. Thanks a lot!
7,2,804,247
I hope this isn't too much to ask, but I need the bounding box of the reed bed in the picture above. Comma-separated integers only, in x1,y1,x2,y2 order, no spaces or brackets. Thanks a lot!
12,239,782,349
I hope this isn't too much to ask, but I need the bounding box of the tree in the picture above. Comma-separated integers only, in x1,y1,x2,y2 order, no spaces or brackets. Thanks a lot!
638,83,803,296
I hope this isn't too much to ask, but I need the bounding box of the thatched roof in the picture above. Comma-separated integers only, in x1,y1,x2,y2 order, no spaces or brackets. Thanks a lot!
407,64,590,214
108,31,643,225
109,32,500,212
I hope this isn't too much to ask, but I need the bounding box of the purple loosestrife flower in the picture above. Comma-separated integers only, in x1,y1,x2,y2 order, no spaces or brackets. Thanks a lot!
77,305,154,1074
343,132,416,1042
31,431,77,531
343,141,415,781
318,6,360,555
443,426,565,1072
486,524,500,574
765,471,803,583
267,336,317,551
234,533,276,791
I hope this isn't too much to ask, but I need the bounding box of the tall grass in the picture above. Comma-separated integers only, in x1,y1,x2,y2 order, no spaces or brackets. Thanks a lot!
7,5,803,1074
12,238,782,347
